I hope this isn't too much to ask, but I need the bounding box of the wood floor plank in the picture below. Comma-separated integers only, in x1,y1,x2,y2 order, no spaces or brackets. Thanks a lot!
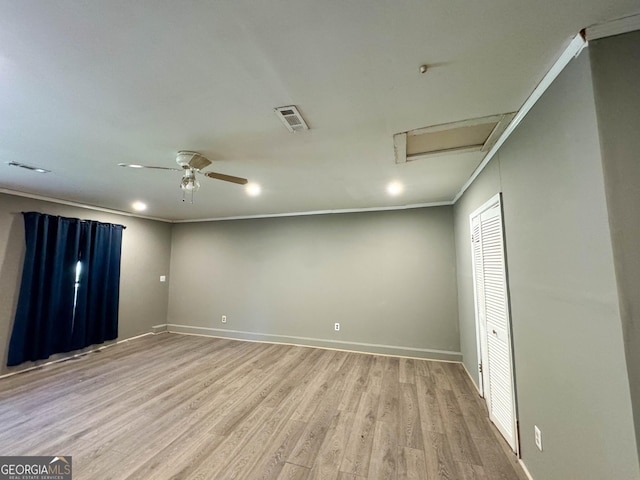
221,411,304,479
289,389,342,468
331,354,360,392
397,447,427,480
244,418,308,480
0,333,527,480
460,400,494,440
307,410,354,480
413,360,431,379
337,473,366,480
209,370,287,436
368,421,398,479
471,430,528,480
279,463,311,480
339,389,380,477
291,350,341,423
128,423,219,480
415,374,445,435
423,430,460,480
72,445,128,480
338,355,372,413
377,357,400,427
399,358,416,384
457,462,490,480
436,388,483,466
399,383,424,450
263,348,324,409
429,361,452,391
180,407,275,479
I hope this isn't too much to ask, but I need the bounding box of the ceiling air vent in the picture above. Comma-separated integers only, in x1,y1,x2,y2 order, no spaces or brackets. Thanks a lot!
274,105,309,132
394,113,515,164
7,161,50,173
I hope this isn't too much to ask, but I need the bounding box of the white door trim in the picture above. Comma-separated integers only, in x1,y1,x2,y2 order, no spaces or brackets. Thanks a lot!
470,193,519,454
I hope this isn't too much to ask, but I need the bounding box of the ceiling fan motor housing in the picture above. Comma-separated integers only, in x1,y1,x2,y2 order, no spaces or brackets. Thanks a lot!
176,151,211,171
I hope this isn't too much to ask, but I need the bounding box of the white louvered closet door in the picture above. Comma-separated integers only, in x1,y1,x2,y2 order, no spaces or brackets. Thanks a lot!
471,194,518,453
471,215,489,401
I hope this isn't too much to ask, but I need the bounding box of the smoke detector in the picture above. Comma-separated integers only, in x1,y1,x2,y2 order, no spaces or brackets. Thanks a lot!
274,105,309,132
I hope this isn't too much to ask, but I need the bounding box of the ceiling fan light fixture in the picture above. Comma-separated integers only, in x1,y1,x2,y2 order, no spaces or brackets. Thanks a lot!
118,151,248,203
180,174,200,192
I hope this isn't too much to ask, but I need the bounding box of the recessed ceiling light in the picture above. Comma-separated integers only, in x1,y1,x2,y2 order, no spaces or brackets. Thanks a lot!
245,183,261,197
387,181,404,196
131,201,147,211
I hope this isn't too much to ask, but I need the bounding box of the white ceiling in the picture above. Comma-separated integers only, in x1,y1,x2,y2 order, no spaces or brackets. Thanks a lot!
0,1,636,221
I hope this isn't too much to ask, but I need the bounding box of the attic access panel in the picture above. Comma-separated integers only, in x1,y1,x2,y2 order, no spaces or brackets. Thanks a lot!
394,113,515,164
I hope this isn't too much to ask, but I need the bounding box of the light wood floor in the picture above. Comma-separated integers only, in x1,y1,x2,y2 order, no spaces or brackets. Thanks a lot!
0,333,527,480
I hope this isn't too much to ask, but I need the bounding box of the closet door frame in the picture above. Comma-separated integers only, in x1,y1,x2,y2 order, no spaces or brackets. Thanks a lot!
469,192,519,454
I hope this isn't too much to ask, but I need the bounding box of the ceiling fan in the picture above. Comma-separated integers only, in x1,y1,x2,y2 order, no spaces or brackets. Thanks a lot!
118,151,248,202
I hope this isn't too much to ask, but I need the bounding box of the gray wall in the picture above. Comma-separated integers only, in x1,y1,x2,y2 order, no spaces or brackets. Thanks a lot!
590,29,640,464
453,159,502,383
168,207,461,360
454,51,639,479
0,192,172,375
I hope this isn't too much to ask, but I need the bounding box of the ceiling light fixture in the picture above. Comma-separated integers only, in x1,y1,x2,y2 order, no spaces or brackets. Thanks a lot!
180,169,200,203
7,161,50,173
180,174,200,192
387,181,404,196
118,151,248,205
245,183,261,197
131,201,147,211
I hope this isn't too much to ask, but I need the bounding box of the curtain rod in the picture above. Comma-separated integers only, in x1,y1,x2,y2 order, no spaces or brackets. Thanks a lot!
21,211,127,229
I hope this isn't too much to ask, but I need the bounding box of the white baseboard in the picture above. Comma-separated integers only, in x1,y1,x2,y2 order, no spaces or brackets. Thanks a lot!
460,355,534,480
519,460,534,480
461,360,482,395
161,323,462,362
152,324,168,333
0,331,154,379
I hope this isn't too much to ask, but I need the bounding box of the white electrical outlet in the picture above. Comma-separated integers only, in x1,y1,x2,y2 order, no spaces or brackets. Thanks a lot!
534,425,543,451
334,323,340,331
222,315,227,324
159,275,166,282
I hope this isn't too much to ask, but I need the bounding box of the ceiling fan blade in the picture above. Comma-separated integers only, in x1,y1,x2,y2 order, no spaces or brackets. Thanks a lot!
189,154,212,171
176,151,212,170
118,163,183,171
203,171,249,185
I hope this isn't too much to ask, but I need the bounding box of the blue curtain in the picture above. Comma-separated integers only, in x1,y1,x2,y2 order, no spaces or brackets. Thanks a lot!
72,221,123,350
7,212,124,366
